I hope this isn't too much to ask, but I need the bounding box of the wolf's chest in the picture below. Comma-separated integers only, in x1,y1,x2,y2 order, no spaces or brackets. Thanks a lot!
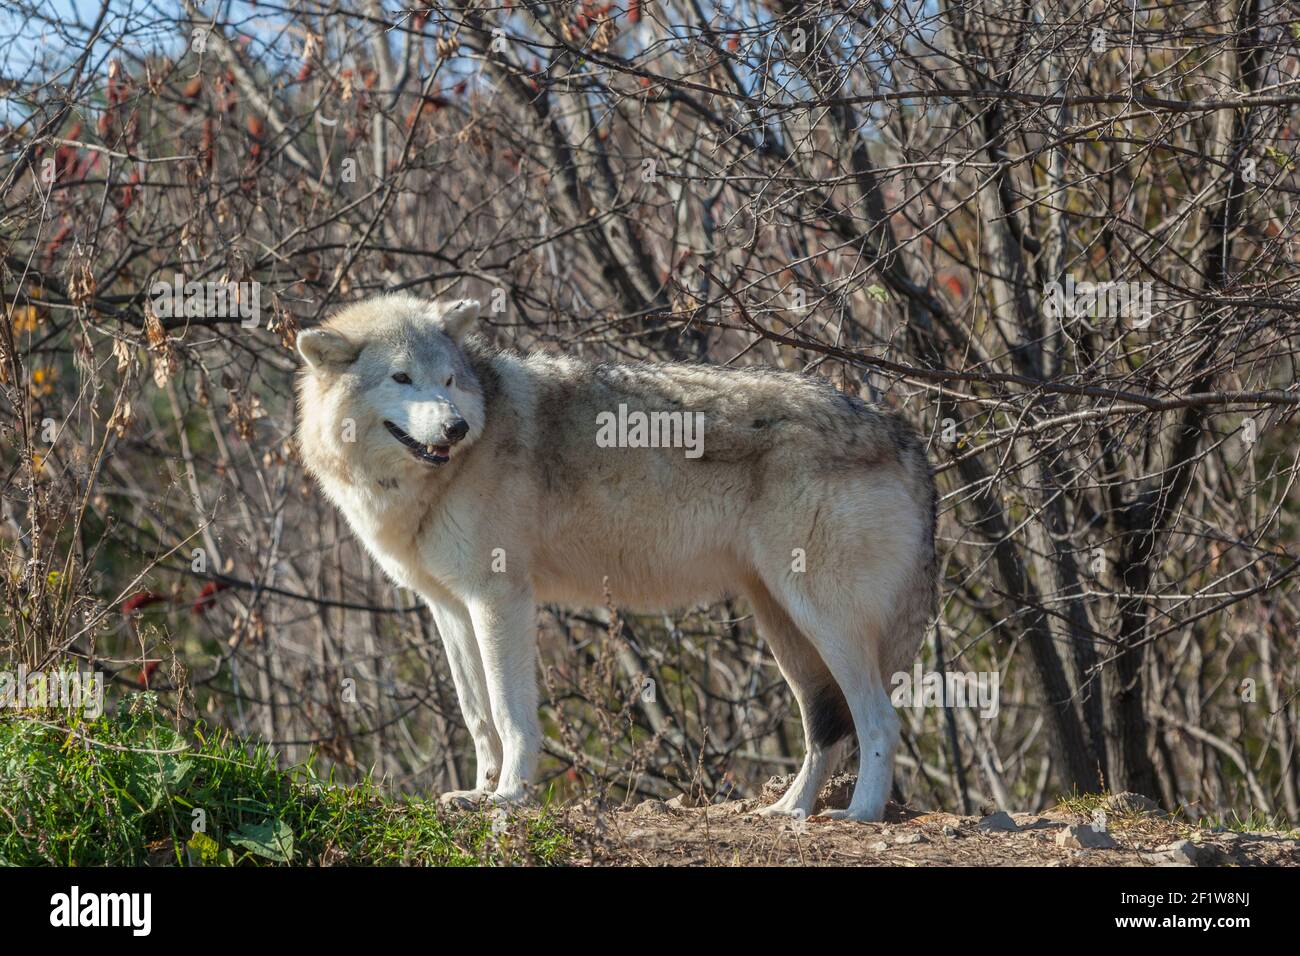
326,481,433,590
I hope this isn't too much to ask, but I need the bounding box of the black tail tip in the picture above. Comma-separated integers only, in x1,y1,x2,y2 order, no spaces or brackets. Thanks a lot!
808,681,854,749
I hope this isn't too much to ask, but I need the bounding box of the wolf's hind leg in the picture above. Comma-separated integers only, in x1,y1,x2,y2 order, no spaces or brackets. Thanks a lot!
749,583,850,818
427,601,503,795
816,679,898,822
764,583,898,822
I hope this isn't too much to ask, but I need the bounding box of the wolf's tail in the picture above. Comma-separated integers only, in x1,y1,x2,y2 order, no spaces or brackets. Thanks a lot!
881,426,939,680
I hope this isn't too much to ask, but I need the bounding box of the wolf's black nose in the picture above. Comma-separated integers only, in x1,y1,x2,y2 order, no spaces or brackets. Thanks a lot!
444,418,469,442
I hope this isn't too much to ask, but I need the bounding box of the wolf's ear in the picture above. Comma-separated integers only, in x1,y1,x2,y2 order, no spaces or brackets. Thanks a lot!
296,328,360,369
439,299,481,340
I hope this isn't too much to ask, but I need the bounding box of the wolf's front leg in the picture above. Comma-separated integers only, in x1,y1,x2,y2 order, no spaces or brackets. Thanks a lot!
426,601,504,803
467,590,541,805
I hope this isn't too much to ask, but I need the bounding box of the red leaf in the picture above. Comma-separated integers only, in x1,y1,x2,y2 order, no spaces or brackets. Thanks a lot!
191,580,230,615
45,223,72,258
122,590,167,615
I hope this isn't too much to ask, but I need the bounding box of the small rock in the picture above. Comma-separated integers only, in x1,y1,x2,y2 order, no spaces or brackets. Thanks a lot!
895,832,928,845
977,811,1020,832
760,775,795,802
1151,840,1199,866
631,799,670,817
942,824,961,838
869,841,890,852
1056,824,1117,849
1013,815,1053,830
817,772,858,809
1104,792,1160,815
666,793,704,810
1158,839,1215,866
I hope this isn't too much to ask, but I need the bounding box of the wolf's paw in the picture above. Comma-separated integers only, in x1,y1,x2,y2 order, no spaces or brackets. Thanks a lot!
438,788,495,810
755,802,806,819
813,806,883,823
483,786,534,808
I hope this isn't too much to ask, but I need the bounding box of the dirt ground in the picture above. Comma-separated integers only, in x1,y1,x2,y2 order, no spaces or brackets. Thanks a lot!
555,776,1300,867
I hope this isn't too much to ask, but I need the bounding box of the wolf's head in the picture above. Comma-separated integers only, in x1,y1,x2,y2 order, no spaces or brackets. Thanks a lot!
295,295,486,480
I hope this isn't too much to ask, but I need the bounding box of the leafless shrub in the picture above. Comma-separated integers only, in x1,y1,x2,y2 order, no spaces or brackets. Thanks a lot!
1,0,1298,820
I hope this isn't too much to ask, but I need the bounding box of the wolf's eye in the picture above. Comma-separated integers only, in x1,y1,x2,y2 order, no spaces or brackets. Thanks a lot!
445,374,455,388
392,372,412,385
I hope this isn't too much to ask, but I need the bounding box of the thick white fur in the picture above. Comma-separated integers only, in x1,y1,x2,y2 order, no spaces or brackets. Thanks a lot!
296,294,936,819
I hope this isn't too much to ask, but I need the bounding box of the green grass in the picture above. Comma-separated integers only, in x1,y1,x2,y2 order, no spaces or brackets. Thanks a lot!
1056,790,1300,837
1195,808,1300,837
0,694,573,866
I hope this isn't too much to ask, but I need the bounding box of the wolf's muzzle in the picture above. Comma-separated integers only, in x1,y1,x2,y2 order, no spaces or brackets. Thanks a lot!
383,420,451,465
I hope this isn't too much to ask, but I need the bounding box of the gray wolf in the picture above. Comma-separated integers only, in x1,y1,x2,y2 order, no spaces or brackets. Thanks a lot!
296,294,936,820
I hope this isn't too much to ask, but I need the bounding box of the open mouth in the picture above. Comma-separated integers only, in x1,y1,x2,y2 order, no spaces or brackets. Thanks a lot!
383,421,450,465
